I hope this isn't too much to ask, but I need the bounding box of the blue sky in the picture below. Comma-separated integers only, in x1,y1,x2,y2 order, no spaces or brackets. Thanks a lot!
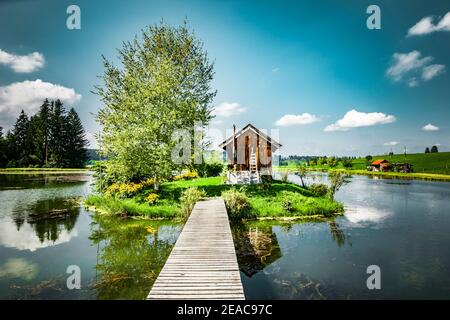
0,0,449,156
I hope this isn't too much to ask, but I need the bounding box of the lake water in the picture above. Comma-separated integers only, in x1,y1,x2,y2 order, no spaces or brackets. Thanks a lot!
237,173,450,299
1,173,449,299
0,174,181,299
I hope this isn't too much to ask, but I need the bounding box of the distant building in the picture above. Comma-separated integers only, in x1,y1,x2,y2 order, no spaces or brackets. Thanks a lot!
391,163,413,173
371,159,390,172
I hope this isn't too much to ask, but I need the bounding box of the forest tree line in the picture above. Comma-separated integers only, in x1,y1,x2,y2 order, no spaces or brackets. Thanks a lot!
0,99,88,168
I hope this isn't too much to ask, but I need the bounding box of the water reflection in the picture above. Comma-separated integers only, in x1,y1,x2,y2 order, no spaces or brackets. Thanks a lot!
89,216,181,300
0,198,81,251
0,258,38,281
232,222,282,277
233,220,348,299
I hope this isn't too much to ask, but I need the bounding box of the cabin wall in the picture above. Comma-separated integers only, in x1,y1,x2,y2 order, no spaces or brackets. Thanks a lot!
224,130,274,170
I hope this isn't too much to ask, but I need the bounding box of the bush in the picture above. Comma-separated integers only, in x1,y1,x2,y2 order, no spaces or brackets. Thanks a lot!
173,170,199,181
104,178,154,198
179,187,207,218
195,162,224,177
145,193,159,205
342,159,353,168
309,183,328,197
222,188,251,220
281,199,293,212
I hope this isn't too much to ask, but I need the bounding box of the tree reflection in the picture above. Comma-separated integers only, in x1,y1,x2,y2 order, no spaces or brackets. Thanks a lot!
89,216,179,300
12,198,80,243
232,222,282,277
328,221,346,247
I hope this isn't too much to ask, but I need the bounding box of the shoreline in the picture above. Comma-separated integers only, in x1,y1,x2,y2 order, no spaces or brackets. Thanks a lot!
275,167,450,182
0,168,92,175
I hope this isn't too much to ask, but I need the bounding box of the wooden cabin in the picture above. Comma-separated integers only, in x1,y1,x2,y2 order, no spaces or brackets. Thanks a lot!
371,159,390,172
218,124,282,184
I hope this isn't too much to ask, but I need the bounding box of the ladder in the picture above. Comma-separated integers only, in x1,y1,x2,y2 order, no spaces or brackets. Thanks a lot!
249,152,260,184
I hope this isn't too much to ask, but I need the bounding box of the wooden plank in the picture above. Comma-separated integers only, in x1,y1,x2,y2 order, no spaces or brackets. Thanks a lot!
147,197,245,300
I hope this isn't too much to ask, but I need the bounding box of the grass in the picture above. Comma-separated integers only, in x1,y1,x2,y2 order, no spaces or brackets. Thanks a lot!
351,152,450,174
84,194,177,219
85,176,343,220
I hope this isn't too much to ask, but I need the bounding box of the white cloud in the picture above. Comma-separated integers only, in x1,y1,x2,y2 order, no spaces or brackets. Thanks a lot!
422,123,439,131
275,113,321,126
212,102,247,117
0,79,81,128
422,64,446,81
408,12,450,36
386,51,445,86
384,141,399,146
387,51,433,81
272,67,280,73
0,49,45,73
324,109,396,132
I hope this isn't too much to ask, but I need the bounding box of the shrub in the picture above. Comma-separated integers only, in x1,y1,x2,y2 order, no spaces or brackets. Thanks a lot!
173,170,199,181
309,183,328,197
179,187,207,218
222,189,251,220
342,159,353,168
328,172,349,199
105,182,145,198
195,162,224,177
281,199,293,212
145,193,159,205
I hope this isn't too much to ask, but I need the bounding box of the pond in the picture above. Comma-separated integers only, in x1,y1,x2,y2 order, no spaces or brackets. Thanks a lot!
1,173,450,299
0,173,181,299
236,173,450,299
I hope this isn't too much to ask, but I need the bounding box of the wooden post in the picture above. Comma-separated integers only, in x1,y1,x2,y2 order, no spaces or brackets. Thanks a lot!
233,124,236,165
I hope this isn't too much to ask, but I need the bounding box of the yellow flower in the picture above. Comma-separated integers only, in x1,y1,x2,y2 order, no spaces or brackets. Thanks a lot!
145,193,159,205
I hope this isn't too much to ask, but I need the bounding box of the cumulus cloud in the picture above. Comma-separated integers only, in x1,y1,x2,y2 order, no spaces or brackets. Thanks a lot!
384,141,399,146
212,102,247,117
387,51,445,86
275,113,321,126
0,49,45,73
387,51,433,81
422,64,446,81
408,12,450,36
324,109,396,132
422,123,439,131
0,79,81,128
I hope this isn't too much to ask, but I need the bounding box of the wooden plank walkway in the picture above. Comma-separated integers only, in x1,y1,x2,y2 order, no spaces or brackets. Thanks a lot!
147,197,245,300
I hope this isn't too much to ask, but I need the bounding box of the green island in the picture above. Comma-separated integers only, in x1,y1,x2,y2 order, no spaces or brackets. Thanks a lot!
85,175,344,221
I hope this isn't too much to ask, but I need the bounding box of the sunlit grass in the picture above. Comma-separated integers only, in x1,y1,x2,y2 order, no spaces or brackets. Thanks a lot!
85,176,343,219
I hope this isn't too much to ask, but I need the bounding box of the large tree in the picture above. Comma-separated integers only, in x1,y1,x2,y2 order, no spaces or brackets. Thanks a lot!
49,100,67,167
95,21,216,184
0,127,6,167
65,108,88,167
33,99,52,166
13,110,34,166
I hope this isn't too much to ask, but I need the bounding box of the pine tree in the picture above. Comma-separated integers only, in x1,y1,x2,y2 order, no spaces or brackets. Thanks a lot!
34,99,51,166
64,108,88,167
49,100,66,167
13,110,33,166
0,127,6,167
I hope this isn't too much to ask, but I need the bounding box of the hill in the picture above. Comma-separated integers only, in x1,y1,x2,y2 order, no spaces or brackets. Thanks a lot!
352,152,450,174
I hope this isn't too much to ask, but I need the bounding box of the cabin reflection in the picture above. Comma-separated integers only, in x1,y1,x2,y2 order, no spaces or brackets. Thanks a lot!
232,223,282,277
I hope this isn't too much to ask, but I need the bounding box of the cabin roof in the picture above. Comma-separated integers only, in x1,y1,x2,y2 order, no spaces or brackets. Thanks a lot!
371,159,389,166
218,123,282,149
